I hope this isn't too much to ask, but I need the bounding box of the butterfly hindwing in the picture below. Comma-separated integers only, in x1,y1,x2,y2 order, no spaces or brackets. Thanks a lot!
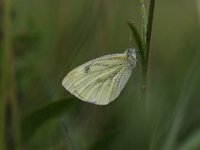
62,53,132,105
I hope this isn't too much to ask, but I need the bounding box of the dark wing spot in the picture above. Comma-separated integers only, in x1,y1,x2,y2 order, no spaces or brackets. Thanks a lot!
84,65,90,73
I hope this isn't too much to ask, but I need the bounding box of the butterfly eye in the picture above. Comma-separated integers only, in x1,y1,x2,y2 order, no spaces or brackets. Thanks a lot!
126,48,136,60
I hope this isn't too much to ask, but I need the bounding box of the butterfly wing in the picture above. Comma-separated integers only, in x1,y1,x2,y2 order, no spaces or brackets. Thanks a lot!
62,53,132,105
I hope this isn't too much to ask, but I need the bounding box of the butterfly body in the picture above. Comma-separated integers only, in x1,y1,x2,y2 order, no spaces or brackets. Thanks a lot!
62,48,136,105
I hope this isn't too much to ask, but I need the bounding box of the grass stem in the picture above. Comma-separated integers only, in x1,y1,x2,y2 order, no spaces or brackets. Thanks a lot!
140,0,147,45
145,0,155,63
141,0,155,97
1,0,21,149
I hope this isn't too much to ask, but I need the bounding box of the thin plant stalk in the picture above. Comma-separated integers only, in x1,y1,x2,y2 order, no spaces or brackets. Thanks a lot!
140,0,147,45
60,118,74,150
1,0,21,149
142,0,155,96
145,0,155,66
127,0,155,97
0,63,6,148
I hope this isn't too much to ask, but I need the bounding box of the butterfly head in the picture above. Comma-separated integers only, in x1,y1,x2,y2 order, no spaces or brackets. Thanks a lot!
126,48,137,69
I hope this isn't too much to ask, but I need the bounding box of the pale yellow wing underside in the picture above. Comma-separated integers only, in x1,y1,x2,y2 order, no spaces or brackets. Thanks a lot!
62,53,132,105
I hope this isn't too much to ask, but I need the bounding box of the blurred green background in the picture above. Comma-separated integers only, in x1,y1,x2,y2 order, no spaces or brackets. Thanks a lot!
0,0,200,150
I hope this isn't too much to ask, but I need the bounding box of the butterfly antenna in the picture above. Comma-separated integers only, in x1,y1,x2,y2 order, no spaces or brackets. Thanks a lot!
60,118,75,150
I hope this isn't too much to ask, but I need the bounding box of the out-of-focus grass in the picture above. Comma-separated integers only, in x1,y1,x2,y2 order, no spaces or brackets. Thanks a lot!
0,0,200,150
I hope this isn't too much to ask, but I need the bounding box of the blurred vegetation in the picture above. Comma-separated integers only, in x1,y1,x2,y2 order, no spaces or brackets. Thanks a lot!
0,0,200,150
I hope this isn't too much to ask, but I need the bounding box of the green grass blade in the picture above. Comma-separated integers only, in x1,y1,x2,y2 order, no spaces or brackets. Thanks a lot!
21,98,77,141
140,0,148,45
89,131,118,150
127,21,145,66
178,128,200,150
161,48,200,150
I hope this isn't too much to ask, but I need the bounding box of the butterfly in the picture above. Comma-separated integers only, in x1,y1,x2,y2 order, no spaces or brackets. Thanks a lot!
62,47,137,105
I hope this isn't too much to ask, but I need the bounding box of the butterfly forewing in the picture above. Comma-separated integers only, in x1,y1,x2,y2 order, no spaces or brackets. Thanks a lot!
62,53,132,105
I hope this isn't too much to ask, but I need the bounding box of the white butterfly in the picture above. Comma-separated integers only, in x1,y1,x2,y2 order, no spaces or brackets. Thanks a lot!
62,47,137,105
